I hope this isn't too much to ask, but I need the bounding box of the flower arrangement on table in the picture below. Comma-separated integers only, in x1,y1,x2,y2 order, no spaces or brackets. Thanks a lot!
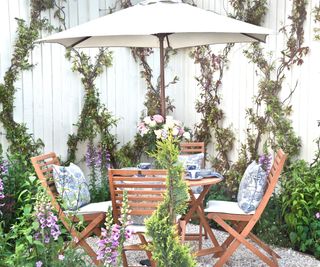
137,114,192,153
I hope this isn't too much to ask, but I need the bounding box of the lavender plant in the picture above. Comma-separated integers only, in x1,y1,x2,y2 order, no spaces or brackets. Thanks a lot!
97,191,132,266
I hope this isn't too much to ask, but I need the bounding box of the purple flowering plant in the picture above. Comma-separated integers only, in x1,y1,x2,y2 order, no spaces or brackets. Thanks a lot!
0,158,8,215
85,142,111,201
97,191,132,266
33,191,61,243
258,154,272,173
32,190,92,266
85,142,111,170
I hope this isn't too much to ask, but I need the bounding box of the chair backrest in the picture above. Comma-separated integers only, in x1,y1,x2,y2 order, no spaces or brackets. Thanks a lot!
180,142,205,168
31,152,61,212
108,169,167,223
254,149,287,219
180,142,205,154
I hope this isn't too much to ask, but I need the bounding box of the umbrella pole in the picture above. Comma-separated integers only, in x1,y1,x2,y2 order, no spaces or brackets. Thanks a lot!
158,34,166,118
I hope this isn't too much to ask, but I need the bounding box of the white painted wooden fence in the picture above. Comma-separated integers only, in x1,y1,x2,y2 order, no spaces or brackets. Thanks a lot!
0,0,319,163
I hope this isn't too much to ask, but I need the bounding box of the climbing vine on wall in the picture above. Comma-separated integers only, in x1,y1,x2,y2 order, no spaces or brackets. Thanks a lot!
190,44,235,171
132,47,177,116
225,0,309,195
314,4,320,40
0,1,59,157
108,0,177,116
189,0,268,174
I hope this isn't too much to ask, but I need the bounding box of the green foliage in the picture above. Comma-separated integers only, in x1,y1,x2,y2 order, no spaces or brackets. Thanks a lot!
2,185,90,267
229,0,268,25
114,136,145,168
1,153,39,227
254,196,289,247
145,135,195,266
281,156,320,258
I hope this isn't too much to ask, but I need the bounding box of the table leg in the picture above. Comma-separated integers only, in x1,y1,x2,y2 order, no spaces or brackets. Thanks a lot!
181,185,223,256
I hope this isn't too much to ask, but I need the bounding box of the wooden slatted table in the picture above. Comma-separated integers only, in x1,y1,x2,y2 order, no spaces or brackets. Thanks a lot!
181,177,224,257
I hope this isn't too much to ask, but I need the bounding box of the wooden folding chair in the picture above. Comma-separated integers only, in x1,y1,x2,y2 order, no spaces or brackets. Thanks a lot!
108,169,169,267
205,149,287,267
180,142,207,248
31,152,111,266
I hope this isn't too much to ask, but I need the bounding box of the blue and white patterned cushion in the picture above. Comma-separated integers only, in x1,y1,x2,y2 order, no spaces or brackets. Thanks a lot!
237,161,267,213
178,153,204,169
52,163,91,211
178,153,205,194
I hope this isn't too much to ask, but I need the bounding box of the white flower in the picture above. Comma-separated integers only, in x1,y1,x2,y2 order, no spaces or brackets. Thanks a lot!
165,120,175,129
141,127,149,136
183,132,191,140
172,127,179,136
173,119,182,126
154,129,163,139
143,116,152,125
149,120,157,127
166,116,174,122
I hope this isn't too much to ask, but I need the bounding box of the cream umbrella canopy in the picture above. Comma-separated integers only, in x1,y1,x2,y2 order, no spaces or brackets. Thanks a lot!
38,0,272,117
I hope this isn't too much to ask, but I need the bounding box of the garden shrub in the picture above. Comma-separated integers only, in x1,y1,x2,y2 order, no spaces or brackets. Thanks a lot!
254,195,290,247
145,135,196,267
281,154,320,258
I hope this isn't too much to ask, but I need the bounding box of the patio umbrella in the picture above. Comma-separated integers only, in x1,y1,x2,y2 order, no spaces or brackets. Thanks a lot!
38,0,272,117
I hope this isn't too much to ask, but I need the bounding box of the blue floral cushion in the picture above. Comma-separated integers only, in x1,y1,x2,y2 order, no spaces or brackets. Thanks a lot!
52,163,91,211
237,161,267,213
178,153,204,169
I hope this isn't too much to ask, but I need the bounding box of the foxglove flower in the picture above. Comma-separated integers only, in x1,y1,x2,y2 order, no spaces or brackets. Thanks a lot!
85,143,111,169
33,192,61,243
97,192,132,266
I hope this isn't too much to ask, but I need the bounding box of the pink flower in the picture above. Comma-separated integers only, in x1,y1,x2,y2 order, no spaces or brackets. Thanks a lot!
58,254,64,261
316,212,320,219
153,114,164,123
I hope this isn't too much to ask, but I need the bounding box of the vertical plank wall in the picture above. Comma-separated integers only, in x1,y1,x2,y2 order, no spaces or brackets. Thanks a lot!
0,0,319,163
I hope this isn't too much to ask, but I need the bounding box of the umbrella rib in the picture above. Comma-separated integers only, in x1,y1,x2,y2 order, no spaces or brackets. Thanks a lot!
241,33,265,43
68,36,91,48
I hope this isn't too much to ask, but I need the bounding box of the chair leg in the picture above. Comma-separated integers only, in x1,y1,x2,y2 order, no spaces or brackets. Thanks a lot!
198,222,203,250
138,233,156,267
248,232,281,259
122,251,129,267
179,219,186,243
213,216,277,267
76,238,102,266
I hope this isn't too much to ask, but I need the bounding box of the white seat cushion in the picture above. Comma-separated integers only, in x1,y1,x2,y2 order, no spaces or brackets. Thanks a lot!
204,200,255,215
68,201,112,215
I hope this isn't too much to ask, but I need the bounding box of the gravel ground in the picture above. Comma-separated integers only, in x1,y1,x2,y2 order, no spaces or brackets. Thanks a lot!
89,224,320,266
